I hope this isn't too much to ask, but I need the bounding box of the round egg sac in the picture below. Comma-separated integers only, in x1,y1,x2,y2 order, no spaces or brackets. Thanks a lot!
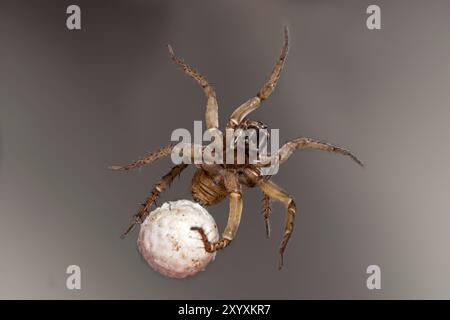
137,200,219,278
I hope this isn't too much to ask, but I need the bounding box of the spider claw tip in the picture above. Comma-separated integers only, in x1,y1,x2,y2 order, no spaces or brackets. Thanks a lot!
167,44,174,56
278,257,284,270
355,158,365,167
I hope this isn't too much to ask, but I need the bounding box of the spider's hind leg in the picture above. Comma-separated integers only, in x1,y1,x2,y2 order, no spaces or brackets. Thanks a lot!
191,173,243,253
121,164,188,238
262,194,272,238
109,144,175,171
257,179,296,270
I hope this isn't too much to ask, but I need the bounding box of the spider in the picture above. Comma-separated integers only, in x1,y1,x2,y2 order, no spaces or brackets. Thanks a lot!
110,27,363,269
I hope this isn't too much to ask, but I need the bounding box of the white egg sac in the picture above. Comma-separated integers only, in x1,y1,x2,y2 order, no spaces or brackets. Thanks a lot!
137,200,219,278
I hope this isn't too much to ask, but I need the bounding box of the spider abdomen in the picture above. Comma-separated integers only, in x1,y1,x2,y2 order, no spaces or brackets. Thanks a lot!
191,169,227,206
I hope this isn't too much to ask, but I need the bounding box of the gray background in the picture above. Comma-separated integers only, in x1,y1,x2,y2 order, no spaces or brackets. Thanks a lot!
0,0,449,299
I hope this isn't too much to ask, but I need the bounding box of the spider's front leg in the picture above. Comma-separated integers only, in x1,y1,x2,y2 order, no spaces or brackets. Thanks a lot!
257,179,296,270
167,45,219,129
121,163,188,238
228,26,289,127
191,173,243,253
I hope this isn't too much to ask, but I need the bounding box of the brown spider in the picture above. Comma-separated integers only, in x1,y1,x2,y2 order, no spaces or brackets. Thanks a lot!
110,27,363,269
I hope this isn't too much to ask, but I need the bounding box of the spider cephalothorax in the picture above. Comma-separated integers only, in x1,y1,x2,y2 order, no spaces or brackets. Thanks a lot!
110,27,363,268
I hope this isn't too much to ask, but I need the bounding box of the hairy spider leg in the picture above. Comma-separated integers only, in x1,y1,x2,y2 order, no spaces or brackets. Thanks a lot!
191,172,243,252
168,44,219,129
121,164,188,238
228,26,289,127
273,137,364,167
109,144,175,171
257,179,296,270
262,193,272,238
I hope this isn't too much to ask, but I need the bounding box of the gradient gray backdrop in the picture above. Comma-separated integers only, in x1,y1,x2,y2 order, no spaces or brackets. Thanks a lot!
1,0,449,299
